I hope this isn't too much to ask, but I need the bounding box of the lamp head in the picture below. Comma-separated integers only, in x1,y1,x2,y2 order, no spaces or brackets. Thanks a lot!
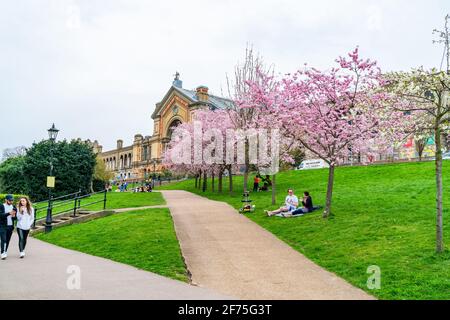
48,123,59,141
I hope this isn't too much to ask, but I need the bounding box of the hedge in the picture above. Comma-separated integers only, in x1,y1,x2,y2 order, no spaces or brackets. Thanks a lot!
0,194,29,204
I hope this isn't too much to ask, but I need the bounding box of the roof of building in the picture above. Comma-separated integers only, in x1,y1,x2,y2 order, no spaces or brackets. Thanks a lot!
151,84,234,119
173,86,234,109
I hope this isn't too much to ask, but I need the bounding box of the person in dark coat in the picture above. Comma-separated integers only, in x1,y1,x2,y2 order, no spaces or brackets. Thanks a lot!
291,191,314,216
0,194,17,260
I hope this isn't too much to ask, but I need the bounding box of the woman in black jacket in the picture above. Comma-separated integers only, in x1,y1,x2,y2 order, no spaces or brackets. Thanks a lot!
302,192,313,212
291,191,314,216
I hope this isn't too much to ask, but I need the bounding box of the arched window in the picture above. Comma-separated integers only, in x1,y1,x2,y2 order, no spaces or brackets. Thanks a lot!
167,119,182,140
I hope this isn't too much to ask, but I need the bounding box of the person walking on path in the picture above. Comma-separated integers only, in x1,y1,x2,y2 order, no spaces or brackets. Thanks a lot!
0,195,17,260
16,197,34,258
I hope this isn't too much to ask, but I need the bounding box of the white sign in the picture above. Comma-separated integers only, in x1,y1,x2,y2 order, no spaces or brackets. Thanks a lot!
297,159,329,170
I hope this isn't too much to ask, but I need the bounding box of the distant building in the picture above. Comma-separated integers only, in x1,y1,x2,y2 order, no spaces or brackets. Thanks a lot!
95,73,232,182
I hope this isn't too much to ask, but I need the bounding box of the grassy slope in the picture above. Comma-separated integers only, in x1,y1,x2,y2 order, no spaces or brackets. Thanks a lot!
36,208,188,282
35,192,166,219
161,161,450,299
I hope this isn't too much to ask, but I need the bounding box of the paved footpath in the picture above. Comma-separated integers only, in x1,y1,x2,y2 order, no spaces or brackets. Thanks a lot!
0,233,231,300
162,190,374,300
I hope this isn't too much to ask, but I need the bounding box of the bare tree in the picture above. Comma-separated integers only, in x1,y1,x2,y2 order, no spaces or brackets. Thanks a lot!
2,146,27,161
225,46,273,192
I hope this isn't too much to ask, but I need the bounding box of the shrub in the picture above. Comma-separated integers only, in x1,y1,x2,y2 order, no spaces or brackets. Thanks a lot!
0,194,29,204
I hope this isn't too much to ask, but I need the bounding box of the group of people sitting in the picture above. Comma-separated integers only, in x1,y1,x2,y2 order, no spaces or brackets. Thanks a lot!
133,184,153,193
265,189,314,217
253,175,272,192
117,181,129,192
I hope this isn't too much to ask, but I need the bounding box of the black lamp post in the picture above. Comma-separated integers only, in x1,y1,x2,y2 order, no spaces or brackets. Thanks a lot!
45,123,59,233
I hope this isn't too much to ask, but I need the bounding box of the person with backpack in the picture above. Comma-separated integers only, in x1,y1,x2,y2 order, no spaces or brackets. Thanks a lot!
0,194,17,260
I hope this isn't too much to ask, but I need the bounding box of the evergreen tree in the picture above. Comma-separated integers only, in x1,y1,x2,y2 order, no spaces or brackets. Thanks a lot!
21,140,96,201
0,156,27,194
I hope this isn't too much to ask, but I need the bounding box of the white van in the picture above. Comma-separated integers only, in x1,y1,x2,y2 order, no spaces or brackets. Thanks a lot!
297,159,329,170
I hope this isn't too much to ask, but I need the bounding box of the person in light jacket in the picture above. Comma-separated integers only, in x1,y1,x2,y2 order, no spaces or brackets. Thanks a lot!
16,197,34,258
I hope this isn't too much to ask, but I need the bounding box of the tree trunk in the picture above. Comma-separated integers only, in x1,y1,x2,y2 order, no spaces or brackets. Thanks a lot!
323,164,335,218
228,166,233,195
195,174,198,188
218,169,223,193
271,174,276,205
435,126,444,253
416,139,426,162
211,172,215,193
243,139,249,192
198,170,202,190
202,171,207,192
243,170,249,193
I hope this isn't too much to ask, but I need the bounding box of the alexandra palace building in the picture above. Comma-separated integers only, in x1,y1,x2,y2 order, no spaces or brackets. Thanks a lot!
94,73,232,182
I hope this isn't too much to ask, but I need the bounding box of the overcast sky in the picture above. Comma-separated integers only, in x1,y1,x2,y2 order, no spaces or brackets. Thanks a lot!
1,0,449,154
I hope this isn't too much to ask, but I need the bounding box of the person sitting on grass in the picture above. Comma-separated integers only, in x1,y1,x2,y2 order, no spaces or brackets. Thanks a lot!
290,191,314,216
259,182,268,192
265,189,298,217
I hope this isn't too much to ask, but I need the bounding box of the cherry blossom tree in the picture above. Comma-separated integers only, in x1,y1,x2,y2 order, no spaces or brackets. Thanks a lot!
244,69,298,204
163,109,238,194
279,48,401,218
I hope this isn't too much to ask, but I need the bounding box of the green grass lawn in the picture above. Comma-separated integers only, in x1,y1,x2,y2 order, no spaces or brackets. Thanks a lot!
35,191,165,219
36,208,188,282
161,160,450,300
